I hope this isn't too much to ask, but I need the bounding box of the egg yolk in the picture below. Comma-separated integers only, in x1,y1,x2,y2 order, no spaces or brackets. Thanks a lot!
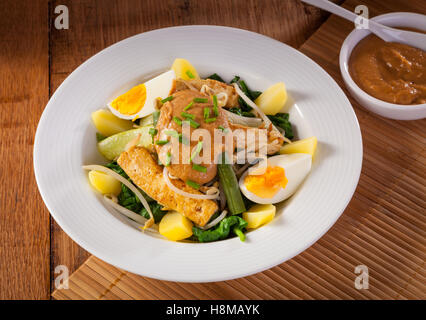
110,84,147,115
244,166,288,199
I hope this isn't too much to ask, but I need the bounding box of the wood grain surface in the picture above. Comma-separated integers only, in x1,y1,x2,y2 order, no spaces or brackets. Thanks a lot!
1,0,424,300
52,0,425,300
0,0,50,299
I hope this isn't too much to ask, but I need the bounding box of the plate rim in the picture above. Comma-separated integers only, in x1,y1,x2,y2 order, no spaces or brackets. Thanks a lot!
34,25,363,282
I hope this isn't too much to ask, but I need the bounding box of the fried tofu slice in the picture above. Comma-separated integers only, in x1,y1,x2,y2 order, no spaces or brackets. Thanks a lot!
174,79,239,107
117,146,218,226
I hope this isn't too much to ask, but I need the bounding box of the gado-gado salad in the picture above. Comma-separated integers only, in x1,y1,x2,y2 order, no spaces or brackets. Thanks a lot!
83,59,318,243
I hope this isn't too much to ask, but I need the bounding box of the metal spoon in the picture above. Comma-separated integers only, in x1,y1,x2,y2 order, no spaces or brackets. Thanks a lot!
302,0,426,51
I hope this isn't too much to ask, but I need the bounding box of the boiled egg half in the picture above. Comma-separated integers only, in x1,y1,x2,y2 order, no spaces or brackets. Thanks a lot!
239,153,312,204
107,70,176,120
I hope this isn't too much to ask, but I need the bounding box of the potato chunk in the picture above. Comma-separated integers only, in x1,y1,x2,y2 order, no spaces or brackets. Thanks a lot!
255,82,287,115
243,204,276,229
280,136,317,157
159,211,193,241
171,58,200,80
91,109,133,137
88,170,121,196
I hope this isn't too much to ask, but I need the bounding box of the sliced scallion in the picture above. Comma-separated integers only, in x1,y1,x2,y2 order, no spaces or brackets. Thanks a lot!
186,179,200,190
183,101,194,111
155,140,169,145
212,95,219,116
173,116,182,126
184,119,200,129
186,70,195,79
205,117,217,124
161,96,173,104
192,164,207,173
190,141,203,162
164,130,179,139
193,97,208,103
164,151,172,166
203,107,210,120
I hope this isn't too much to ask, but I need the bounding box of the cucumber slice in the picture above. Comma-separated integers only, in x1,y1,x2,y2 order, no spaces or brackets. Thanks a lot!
97,126,153,160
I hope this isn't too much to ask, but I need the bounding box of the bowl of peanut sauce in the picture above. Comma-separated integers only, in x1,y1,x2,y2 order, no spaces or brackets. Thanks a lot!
340,12,426,120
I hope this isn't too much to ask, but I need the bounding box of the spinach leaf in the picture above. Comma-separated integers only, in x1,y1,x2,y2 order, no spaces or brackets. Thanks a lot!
105,162,164,221
192,216,248,242
268,113,294,140
207,73,225,83
140,201,166,223
96,132,106,142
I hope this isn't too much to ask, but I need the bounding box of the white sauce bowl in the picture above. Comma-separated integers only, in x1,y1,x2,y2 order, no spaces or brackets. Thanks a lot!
339,12,426,120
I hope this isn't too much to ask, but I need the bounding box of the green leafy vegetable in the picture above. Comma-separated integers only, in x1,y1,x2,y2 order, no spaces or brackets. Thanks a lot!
192,216,248,242
96,132,106,142
267,113,294,139
207,73,225,83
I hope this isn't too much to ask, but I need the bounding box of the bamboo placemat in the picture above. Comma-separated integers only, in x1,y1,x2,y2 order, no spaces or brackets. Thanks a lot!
52,0,426,300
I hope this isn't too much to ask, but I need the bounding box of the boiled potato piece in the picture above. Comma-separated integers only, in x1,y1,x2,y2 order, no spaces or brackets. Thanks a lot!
98,126,153,160
88,170,121,196
280,136,317,157
243,204,276,229
159,211,193,241
255,82,287,115
91,109,133,137
171,58,200,80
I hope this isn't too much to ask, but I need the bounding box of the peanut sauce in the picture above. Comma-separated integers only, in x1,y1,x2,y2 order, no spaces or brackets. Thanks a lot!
349,31,426,105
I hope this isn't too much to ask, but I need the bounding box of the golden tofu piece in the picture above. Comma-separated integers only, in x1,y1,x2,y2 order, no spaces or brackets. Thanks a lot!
174,79,239,107
117,146,218,226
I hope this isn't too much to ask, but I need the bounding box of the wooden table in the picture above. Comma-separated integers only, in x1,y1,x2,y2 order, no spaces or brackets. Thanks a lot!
1,0,424,300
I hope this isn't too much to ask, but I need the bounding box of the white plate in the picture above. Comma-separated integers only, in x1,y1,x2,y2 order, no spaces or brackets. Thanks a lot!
34,26,362,282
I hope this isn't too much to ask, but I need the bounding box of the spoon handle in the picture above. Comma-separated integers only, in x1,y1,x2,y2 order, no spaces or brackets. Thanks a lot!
301,0,358,23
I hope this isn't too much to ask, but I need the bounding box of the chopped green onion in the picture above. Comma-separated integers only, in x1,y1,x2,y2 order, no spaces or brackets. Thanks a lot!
148,128,158,143
192,164,207,173
203,107,210,120
190,141,203,162
183,101,194,111
164,130,179,139
212,95,219,116
181,112,195,120
186,70,195,79
218,125,229,133
164,151,172,166
193,97,208,103
205,117,217,123
173,116,182,126
179,134,190,145
152,111,160,127
186,179,200,190
184,119,200,129
161,96,173,104
155,140,169,145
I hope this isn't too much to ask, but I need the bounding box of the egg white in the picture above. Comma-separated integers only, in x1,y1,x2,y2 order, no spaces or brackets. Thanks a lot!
107,69,176,120
239,153,312,204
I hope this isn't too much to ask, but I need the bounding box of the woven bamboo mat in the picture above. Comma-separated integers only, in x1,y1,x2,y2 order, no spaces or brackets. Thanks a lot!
52,0,426,300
